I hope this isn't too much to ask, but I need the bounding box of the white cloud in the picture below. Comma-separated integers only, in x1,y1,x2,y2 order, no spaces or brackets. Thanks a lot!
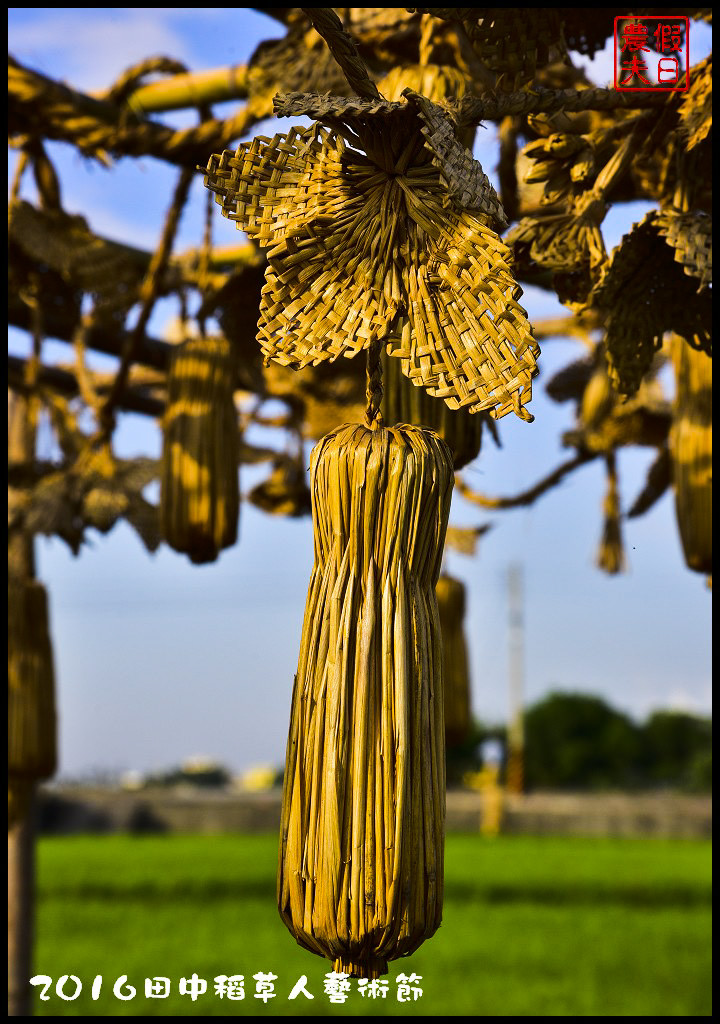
9,10,190,92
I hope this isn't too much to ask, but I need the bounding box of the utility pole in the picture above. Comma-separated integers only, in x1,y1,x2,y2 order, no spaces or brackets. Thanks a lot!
506,564,525,795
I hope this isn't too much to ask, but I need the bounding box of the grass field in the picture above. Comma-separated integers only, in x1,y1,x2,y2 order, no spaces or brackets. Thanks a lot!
33,834,711,1016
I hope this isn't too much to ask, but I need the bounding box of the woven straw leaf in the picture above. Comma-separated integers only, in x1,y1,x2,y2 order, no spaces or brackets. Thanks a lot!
677,56,712,151
403,90,507,228
593,211,712,395
9,200,144,321
205,105,538,422
655,209,712,288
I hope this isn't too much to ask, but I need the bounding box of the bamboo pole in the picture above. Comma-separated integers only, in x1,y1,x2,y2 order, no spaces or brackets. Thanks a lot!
126,65,249,114
8,390,37,1018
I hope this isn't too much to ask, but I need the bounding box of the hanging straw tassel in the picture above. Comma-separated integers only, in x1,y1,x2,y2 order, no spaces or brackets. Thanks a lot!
8,576,57,827
278,421,454,978
670,337,712,575
160,335,240,564
436,573,472,747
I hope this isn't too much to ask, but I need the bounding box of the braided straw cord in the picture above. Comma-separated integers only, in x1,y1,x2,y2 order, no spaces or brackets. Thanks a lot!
279,422,453,977
300,8,381,100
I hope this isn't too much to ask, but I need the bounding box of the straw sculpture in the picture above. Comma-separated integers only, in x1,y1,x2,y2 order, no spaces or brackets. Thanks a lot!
278,422,454,978
204,92,539,422
381,348,483,469
160,335,239,563
670,338,712,575
436,573,471,747
8,577,56,827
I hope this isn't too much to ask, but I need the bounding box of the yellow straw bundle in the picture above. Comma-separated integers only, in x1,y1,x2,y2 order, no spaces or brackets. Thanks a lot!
671,338,712,575
8,577,57,827
160,336,240,564
436,574,471,747
278,421,454,978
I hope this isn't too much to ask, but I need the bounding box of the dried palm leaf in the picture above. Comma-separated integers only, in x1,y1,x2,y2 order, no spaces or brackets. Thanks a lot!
278,422,453,978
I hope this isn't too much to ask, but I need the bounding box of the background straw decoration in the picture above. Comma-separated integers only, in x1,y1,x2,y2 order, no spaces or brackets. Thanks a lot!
670,337,712,576
436,573,471,747
160,335,240,564
278,421,454,978
8,577,57,827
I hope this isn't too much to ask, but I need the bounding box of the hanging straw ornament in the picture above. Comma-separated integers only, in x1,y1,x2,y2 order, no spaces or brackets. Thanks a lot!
8,577,57,827
160,335,240,563
436,573,472,746
670,337,712,575
204,91,538,422
278,419,454,978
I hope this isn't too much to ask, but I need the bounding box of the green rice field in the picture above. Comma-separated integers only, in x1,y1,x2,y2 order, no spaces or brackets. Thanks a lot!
33,834,711,1016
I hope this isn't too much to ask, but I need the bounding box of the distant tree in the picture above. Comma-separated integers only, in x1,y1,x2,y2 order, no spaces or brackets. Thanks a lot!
639,710,712,791
524,691,642,790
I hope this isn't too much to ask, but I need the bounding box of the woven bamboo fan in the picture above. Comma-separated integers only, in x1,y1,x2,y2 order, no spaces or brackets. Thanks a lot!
670,337,712,575
436,573,471,746
278,422,454,978
160,335,240,563
204,92,538,422
381,349,483,469
8,577,57,828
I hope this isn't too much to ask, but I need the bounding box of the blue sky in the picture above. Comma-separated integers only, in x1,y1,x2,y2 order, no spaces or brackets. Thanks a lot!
9,9,712,779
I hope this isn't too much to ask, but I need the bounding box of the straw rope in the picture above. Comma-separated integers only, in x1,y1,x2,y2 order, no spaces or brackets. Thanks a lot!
457,451,599,510
97,165,194,439
103,56,189,105
8,57,259,167
300,8,381,100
